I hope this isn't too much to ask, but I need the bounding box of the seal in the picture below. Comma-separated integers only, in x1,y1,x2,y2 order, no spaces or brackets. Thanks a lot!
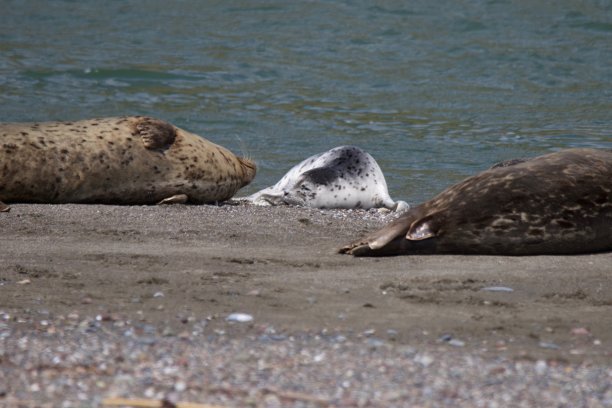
339,148,612,256
0,116,256,208
243,145,409,211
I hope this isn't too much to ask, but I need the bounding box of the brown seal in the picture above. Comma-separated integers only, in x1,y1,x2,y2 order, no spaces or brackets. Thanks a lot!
0,116,256,208
339,148,612,256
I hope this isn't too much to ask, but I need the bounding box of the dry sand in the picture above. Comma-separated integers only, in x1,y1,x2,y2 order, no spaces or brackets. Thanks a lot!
1,203,611,407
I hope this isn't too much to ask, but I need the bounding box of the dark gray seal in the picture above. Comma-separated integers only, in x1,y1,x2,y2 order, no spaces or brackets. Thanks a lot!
340,148,612,256
0,116,256,209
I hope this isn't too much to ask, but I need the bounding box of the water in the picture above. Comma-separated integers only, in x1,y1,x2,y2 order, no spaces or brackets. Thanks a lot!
1,0,611,202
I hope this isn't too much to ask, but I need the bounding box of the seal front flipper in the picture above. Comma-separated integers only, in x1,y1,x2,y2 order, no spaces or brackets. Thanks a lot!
157,194,189,205
134,117,177,151
338,213,413,255
0,200,10,212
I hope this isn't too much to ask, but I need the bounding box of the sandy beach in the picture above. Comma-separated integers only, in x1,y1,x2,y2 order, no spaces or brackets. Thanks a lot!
1,203,611,407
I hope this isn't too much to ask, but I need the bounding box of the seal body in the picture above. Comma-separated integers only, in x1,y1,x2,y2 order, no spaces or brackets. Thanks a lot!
244,145,409,211
340,148,612,256
0,116,256,205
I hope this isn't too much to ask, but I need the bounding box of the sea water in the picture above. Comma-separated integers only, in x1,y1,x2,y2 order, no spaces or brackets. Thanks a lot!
1,0,610,203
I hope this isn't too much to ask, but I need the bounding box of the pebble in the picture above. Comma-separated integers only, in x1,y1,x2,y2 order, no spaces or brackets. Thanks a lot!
571,327,591,336
448,339,466,347
226,313,254,323
438,334,465,347
535,360,548,375
539,341,560,350
0,310,610,407
480,286,514,293
367,338,385,348
362,329,376,337
414,353,434,367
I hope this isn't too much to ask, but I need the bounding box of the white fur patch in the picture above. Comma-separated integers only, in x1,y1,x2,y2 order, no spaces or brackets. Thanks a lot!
243,146,409,211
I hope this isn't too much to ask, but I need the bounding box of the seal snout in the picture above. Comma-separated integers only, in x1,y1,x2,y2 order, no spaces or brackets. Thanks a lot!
238,157,257,187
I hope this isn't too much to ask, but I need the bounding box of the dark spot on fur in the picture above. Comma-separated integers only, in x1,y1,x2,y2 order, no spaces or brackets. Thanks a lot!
556,219,574,228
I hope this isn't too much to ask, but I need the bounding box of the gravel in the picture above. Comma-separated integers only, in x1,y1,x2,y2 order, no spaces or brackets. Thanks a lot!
1,312,611,408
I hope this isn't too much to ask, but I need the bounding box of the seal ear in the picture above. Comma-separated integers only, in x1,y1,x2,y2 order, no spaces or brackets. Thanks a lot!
407,212,444,240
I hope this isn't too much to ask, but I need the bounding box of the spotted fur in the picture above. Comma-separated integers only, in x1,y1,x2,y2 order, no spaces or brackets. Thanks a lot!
340,148,612,256
0,116,256,206
244,145,409,210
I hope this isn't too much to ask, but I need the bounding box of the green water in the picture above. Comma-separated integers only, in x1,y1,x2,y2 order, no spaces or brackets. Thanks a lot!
1,0,611,202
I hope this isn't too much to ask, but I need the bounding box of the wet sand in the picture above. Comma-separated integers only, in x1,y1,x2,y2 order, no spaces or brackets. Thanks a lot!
1,203,611,406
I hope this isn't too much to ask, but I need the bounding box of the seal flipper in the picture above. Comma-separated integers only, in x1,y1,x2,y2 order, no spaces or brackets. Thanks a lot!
339,207,444,256
0,200,10,212
157,194,189,205
134,117,177,151
406,211,446,240
338,213,413,255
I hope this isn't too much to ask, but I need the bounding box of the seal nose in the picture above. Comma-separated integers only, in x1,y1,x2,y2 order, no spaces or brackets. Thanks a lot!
239,157,257,187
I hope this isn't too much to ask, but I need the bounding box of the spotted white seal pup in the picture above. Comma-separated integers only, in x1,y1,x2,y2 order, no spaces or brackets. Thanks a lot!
340,148,612,256
0,116,256,209
244,145,409,211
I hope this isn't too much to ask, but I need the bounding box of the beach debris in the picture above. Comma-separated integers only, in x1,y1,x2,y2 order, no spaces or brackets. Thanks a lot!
570,327,591,336
153,291,164,298
367,338,385,348
102,397,225,407
438,334,465,347
414,353,434,367
538,341,560,350
535,360,548,375
226,313,253,323
448,339,466,347
480,286,514,293
386,329,399,340
16,279,31,285
362,328,376,337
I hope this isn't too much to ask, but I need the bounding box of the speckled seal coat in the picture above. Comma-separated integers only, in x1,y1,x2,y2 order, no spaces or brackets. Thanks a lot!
244,145,409,211
0,116,256,206
340,148,612,256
